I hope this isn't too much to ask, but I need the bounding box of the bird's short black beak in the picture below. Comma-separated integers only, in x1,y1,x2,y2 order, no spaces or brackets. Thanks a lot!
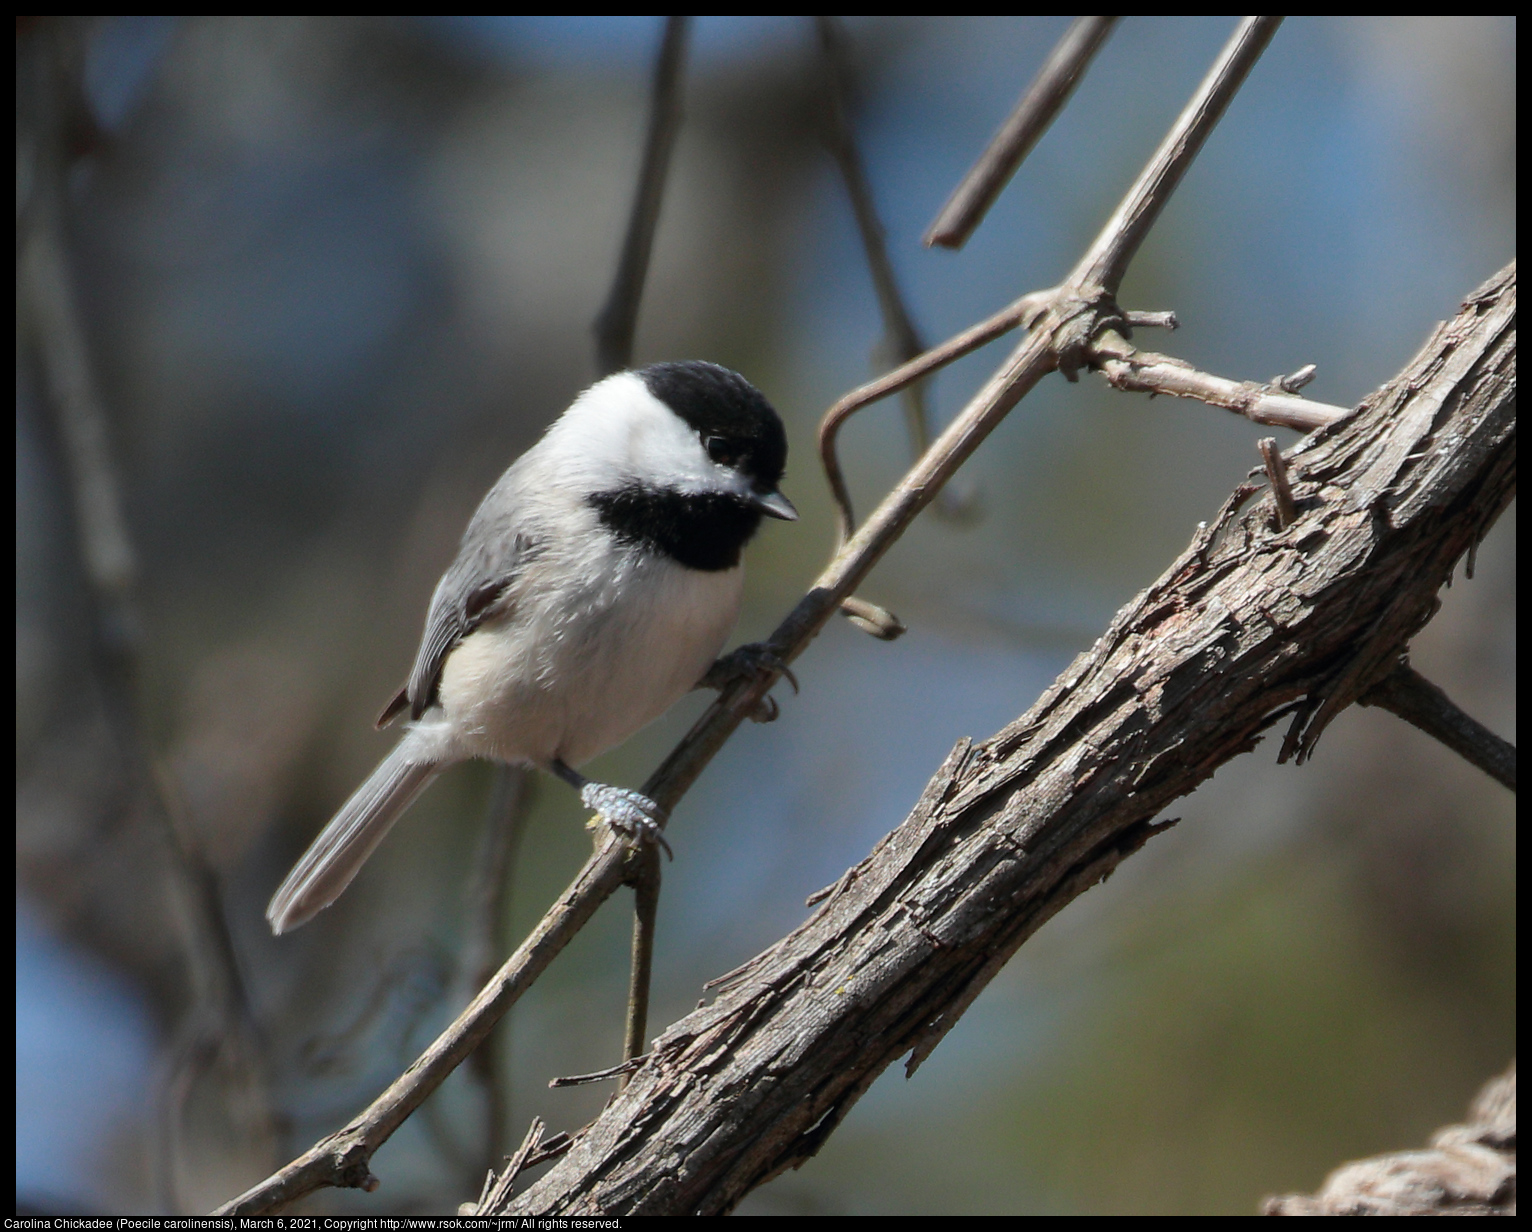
752,488,798,521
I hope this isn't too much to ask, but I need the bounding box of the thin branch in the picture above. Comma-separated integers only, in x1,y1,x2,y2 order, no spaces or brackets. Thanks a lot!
621,849,662,1080
1258,437,1298,529
925,16,1119,249
214,18,1288,1214
465,1116,544,1217
1089,329,1348,430
549,1056,649,1089
818,291,1047,546
1071,15,1282,296
592,15,690,378
1362,661,1516,793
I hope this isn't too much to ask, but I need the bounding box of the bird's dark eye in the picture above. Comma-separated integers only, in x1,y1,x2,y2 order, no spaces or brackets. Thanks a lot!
705,435,736,466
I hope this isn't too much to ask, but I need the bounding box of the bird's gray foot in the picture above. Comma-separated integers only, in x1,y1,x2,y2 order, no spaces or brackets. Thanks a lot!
579,780,673,860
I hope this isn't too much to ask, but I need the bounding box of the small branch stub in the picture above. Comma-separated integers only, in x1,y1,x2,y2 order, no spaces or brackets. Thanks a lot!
1258,436,1298,529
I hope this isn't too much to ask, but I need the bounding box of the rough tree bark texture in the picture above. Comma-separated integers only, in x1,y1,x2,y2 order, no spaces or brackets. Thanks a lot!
500,262,1515,1215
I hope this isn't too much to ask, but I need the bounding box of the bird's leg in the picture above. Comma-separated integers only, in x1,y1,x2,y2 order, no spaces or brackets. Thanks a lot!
551,759,672,859
698,642,798,723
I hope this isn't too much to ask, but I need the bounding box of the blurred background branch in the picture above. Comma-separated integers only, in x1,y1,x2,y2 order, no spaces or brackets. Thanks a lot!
17,18,275,1214
592,15,689,378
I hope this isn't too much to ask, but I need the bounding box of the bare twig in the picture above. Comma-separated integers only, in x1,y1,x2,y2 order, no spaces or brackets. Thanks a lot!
549,1056,649,1089
464,1116,544,1216
1090,330,1348,430
1362,661,1516,793
1070,15,1283,297
215,18,1294,1214
925,16,1119,249
1258,437,1298,528
621,849,662,1081
818,291,1047,546
592,15,690,377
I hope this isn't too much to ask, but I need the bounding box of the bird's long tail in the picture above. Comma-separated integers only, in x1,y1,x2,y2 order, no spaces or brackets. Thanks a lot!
266,744,439,935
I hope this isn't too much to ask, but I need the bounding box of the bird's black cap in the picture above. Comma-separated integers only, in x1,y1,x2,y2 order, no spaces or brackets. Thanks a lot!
638,361,788,494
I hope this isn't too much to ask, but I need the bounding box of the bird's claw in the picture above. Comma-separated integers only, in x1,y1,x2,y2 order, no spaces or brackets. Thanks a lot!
580,782,673,860
700,642,797,723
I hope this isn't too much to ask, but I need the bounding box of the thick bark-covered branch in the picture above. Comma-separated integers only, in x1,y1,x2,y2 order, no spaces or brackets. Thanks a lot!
501,264,1515,1216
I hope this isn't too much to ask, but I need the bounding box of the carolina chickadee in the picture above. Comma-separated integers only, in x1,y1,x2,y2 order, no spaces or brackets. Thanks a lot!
266,361,796,935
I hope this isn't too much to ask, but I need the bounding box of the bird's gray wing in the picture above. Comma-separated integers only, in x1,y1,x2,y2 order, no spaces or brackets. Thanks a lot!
376,485,538,727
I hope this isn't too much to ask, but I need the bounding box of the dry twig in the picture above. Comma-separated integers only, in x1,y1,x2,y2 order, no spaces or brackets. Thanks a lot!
1089,330,1348,430
1361,662,1516,793
925,16,1118,249
1259,436,1298,529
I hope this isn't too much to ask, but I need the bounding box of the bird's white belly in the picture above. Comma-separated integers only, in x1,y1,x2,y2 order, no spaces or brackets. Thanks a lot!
432,554,744,769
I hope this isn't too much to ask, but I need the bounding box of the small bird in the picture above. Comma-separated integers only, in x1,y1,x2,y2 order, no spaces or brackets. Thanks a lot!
266,361,796,934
